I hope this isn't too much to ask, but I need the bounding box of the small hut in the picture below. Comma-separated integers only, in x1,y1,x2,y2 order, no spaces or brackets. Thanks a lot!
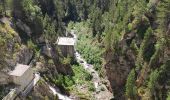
8,64,34,91
57,37,75,57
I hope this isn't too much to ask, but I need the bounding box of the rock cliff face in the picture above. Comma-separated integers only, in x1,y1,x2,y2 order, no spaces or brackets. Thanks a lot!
0,22,33,71
27,79,58,100
103,1,170,98
104,41,137,98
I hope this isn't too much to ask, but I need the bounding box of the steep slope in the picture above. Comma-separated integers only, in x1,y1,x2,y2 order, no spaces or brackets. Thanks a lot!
104,0,170,99
0,0,169,100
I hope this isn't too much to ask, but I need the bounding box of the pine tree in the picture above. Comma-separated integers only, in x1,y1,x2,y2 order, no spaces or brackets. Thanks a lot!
157,0,170,34
125,69,137,99
147,69,160,97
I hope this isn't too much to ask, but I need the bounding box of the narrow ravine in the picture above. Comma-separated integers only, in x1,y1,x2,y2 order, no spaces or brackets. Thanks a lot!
72,30,113,100
45,30,113,100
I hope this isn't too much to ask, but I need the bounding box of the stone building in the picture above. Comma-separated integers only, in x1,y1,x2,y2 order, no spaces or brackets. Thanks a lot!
57,37,75,57
8,64,34,91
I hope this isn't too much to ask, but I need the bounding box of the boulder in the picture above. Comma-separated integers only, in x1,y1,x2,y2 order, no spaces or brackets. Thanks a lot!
16,46,33,65
16,20,32,37
41,45,52,58
27,79,58,100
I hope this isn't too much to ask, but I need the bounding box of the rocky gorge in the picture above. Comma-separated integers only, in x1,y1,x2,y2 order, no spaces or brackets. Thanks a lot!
0,0,170,100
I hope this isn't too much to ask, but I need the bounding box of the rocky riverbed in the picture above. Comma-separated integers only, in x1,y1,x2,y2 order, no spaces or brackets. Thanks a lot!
72,30,113,100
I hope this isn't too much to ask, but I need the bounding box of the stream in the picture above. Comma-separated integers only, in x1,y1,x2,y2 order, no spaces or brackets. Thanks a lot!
72,30,113,100
48,30,112,100
48,85,72,100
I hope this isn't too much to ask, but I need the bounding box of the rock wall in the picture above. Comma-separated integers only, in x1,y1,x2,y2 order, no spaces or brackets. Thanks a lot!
25,79,58,100
15,46,33,65
104,45,136,98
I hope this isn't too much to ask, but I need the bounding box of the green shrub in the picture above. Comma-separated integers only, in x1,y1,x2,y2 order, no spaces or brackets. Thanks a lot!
27,39,37,51
62,56,71,64
54,74,64,86
167,92,170,100
48,59,54,64
72,65,93,85
76,33,103,72
88,82,95,92
63,76,74,87
128,23,133,31
84,72,93,81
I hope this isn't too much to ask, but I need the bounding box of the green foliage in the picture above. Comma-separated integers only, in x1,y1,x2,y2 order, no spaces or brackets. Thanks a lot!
22,0,41,18
130,40,139,54
84,71,93,81
167,92,170,100
156,0,170,33
52,74,74,88
62,56,71,65
89,7,103,37
126,69,137,99
27,39,37,51
128,23,133,31
88,82,95,92
72,65,93,84
159,61,170,85
43,15,58,43
74,22,104,72
0,0,169,99
53,74,64,86
136,28,154,71
49,64,93,89
148,37,166,68
71,64,95,98
48,59,54,65
105,29,120,52
0,0,12,15
147,70,160,95
63,75,75,87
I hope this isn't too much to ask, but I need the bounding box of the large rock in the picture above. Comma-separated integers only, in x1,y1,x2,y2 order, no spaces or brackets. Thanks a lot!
16,46,33,65
16,20,32,37
27,79,58,100
41,45,52,58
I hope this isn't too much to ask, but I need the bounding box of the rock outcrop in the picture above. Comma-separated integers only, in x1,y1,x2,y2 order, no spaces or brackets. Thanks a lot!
104,47,136,98
16,20,32,37
26,79,58,100
15,46,33,65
